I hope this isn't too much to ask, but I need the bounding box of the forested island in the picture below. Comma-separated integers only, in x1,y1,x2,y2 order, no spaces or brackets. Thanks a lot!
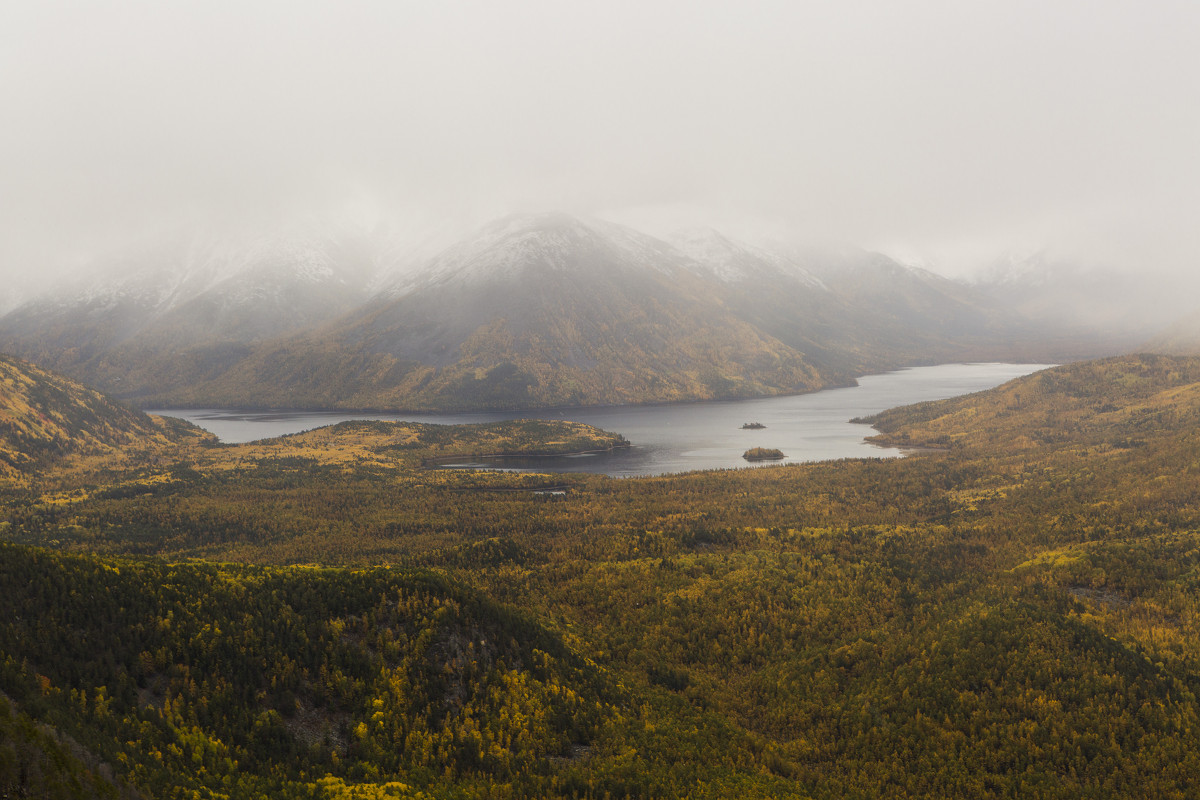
742,447,785,461
4,352,1200,798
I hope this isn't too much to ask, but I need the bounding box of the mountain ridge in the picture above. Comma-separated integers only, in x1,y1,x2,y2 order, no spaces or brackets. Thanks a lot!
0,212,1158,412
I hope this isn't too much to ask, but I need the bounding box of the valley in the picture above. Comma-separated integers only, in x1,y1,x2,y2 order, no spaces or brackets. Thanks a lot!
148,361,1049,475
8,4,1200,798
3,352,1200,798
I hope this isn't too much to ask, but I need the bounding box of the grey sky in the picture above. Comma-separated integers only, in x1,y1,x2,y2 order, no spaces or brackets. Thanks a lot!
3,0,1199,296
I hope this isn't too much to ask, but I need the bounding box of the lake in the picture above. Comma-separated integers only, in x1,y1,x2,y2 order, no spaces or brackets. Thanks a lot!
149,362,1050,477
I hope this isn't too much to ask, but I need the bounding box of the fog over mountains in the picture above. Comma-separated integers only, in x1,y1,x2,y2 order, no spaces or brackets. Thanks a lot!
0,211,1183,412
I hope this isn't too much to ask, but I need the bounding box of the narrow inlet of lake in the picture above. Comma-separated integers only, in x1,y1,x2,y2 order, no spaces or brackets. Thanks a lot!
148,362,1051,477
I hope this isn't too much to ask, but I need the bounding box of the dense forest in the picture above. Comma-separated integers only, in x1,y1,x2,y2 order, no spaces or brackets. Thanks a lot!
3,352,1200,798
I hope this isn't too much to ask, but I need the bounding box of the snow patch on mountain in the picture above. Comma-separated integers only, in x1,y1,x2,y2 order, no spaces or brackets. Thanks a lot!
378,212,686,296
15,230,386,322
671,227,826,288
975,249,1065,287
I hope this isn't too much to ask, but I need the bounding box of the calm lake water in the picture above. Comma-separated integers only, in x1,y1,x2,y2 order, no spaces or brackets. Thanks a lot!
149,362,1050,477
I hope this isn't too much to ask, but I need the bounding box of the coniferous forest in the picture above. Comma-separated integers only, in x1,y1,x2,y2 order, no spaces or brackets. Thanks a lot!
3,352,1200,798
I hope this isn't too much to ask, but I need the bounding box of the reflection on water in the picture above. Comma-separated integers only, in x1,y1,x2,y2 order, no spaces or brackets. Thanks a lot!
149,362,1051,477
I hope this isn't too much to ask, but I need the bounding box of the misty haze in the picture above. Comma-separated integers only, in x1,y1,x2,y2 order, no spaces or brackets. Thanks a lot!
4,2,1200,798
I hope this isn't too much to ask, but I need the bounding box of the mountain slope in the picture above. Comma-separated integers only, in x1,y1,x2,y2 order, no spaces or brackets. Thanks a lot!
1143,306,1200,355
858,353,1200,452
0,233,380,398
0,212,1154,412
679,234,1018,374
971,251,1180,358
0,354,209,484
129,214,835,409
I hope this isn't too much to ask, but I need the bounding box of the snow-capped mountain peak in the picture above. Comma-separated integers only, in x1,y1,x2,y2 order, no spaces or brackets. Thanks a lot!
377,212,687,297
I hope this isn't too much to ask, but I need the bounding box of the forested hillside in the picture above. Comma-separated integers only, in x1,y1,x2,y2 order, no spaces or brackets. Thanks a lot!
4,354,1200,797
0,547,622,799
859,352,1200,451
0,354,209,487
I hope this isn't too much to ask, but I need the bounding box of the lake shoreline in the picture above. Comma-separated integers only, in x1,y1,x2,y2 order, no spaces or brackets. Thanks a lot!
139,376,863,418
420,441,633,468
149,363,1052,476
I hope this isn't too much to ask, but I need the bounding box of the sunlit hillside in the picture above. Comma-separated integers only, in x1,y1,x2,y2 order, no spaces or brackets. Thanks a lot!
0,354,209,487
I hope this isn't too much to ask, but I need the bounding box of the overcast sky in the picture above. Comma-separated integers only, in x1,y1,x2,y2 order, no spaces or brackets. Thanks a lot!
3,0,1199,296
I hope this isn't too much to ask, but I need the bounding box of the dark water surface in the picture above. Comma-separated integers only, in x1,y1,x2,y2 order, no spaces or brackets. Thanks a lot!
149,362,1050,477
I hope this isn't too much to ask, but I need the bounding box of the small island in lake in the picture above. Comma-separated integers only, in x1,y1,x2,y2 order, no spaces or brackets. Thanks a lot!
741,422,767,429
743,447,785,461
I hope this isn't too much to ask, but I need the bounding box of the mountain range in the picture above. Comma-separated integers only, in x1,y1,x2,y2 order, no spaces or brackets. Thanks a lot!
0,212,1166,411
1142,306,1200,356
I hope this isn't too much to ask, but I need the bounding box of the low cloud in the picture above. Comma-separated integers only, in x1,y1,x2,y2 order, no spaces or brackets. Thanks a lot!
3,0,1199,299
